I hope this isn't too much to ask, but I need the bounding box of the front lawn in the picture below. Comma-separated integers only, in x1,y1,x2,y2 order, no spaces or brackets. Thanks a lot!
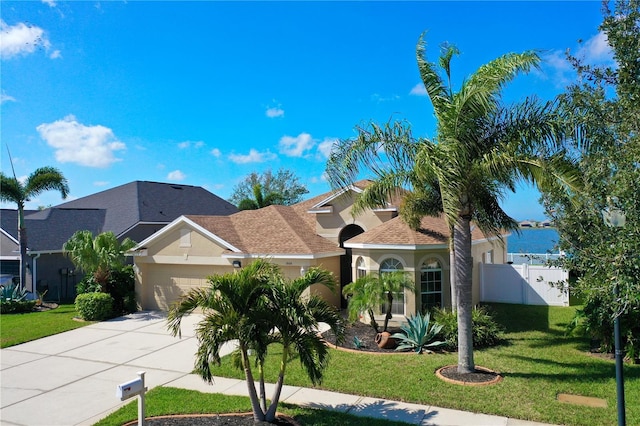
0,304,93,348
207,304,639,426
94,387,411,426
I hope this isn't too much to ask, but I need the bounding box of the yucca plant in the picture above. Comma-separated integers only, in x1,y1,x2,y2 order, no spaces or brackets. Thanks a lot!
391,312,445,354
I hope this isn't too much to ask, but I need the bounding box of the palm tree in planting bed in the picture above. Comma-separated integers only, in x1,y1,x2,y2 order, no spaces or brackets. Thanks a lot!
0,166,69,292
342,271,415,347
167,259,344,423
326,33,580,374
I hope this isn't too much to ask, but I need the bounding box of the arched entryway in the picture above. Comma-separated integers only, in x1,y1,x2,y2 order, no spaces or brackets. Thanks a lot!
338,224,365,308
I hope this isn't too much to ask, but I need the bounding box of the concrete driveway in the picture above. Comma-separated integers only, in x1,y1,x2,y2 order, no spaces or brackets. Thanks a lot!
1,311,213,426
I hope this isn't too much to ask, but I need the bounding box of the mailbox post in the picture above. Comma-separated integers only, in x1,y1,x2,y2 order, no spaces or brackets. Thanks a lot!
117,371,147,426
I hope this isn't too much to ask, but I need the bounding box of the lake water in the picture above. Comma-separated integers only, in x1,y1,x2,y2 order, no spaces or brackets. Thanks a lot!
506,228,559,254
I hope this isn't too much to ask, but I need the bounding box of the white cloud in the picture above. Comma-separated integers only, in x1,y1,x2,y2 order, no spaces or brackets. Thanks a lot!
228,149,277,164
577,31,614,65
266,107,285,118
42,0,57,6
310,173,328,184
93,181,109,187
210,148,221,158
371,93,400,103
0,20,51,59
316,137,337,159
178,140,205,149
1,92,16,104
36,115,126,168
279,133,315,157
50,49,61,59
409,83,427,96
167,170,186,181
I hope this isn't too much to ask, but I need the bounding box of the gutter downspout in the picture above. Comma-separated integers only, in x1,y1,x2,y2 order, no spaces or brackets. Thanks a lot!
30,253,41,300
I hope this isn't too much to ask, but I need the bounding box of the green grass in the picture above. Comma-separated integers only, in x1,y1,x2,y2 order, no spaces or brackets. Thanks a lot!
206,304,639,426
0,304,94,348
94,387,411,426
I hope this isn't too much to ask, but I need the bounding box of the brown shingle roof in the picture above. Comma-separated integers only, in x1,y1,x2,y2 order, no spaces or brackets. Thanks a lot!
345,215,490,246
186,205,341,256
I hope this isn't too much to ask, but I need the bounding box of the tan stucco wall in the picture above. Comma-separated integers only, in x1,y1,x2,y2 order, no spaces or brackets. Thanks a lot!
148,226,227,258
314,193,395,243
350,248,451,318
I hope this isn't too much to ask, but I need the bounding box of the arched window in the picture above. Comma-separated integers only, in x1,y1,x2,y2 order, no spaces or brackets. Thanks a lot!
420,258,442,312
379,258,404,315
356,257,367,280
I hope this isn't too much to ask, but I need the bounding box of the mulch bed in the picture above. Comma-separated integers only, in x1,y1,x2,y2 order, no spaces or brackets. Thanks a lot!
124,413,298,425
322,320,405,353
436,365,502,386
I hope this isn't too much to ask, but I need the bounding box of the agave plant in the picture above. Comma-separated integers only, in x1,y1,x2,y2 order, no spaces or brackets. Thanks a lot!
392,312,445,354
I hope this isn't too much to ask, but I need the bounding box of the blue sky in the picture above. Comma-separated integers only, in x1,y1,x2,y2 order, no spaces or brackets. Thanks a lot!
1,1,610,220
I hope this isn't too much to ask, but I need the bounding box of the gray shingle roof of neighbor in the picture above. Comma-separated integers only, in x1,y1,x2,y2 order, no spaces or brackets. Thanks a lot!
25,208,107,252
1,209,38,241
55,181,238,237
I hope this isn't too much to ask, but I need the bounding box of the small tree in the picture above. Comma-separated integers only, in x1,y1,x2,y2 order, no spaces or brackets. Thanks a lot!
342,271,415,334
0,166,69,291
167,260,344,423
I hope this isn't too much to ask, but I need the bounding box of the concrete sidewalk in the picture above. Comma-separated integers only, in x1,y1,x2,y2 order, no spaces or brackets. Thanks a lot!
1,311,554,426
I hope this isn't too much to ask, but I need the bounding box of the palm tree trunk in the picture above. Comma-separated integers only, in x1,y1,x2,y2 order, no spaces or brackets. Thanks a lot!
258,361,267,412
454,214,474,374
383,291,393,332
449,234,456,309
265,347,289,422
241,347,266,421
18,205,28,292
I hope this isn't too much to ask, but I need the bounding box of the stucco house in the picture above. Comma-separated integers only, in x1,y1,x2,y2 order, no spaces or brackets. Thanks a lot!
131,182,507,316
0,181,238,300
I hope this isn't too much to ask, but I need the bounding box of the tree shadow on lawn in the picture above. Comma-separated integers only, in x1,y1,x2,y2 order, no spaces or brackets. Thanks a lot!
285,399,433,426
499,353,640,383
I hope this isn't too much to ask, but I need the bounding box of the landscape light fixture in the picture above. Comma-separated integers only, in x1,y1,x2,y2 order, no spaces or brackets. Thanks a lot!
602,197,626,426
232,261,241,268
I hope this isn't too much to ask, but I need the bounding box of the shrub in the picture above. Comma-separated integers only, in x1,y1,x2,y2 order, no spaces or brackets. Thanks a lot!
433,306,504,350
76,266,137,316
391,312,445,353
75,292,113,321
1,299,36,314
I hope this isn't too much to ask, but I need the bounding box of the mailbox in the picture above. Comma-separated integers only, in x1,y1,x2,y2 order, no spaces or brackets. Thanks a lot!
117,377,145,401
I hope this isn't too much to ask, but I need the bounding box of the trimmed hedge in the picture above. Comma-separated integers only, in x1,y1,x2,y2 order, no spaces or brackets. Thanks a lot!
75,292,114,321
0,299,36,314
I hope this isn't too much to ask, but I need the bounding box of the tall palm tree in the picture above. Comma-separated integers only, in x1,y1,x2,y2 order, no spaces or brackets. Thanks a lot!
342,271,415,334
0,166,69,291
63,230,137,292
167,260,344,423
326,34,580,374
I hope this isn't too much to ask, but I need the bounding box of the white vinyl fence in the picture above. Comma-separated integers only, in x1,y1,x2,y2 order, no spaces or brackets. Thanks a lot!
479,262,569,306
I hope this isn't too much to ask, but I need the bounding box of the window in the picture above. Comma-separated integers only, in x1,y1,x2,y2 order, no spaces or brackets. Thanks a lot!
356,257,367,280
420,258,442,312
379,258,404,315
179,229,191,247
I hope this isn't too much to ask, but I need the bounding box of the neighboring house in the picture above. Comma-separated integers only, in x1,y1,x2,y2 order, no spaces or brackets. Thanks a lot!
131,182,506,316
0,181,238,300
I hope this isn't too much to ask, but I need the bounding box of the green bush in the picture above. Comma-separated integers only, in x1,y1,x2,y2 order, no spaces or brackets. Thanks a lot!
433,306,504,350
75,292,113,321
0,299,36,314
391,312,445,353
76,266,137,316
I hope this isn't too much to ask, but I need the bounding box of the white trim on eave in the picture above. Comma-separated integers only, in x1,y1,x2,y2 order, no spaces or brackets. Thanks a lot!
128,215,241,255
344,243,449,250
222,250,345,260
0,228,18,244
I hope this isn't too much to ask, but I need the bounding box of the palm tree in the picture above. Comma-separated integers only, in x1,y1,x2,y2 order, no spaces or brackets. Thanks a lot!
237,183,282,210
261,268,344,421
342,271,415,334
167,260,344,423
326,34,580,374
0,166,69,291
63,231,137,292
